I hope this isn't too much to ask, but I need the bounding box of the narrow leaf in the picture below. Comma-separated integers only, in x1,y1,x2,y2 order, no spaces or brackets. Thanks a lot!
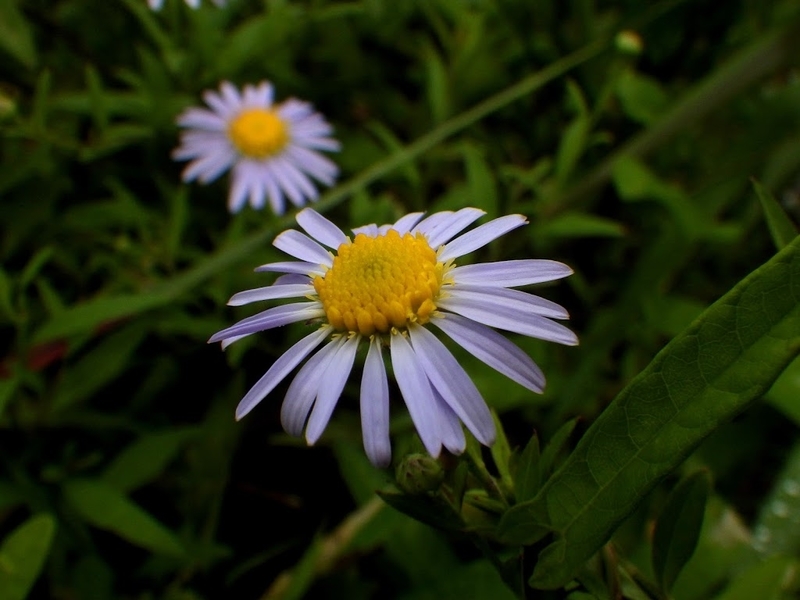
513,432,540,503
652,470,711,593
0,514,56,600
498,237,800,589
63,479,185,557
752,179,798,250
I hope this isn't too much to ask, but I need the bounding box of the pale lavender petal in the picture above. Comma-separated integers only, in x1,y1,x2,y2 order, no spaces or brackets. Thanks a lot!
273,229,333,265
272,156,318,205
235,327,332,420
390,212,425,235
390,332,442,457
281,336,343,436
208,302,324,343
286,146,339,186
423,208,486,248
361,336,391,467
220,81,242,112
296,208,349,249
450,259,574,287
227,283,315,306
437,296,578,346
439,214,528,261
432,388,466,455
407,323,495,446
433,313,546,393
227,165,251,213
412,211,453,236
202,88,231,117
352,224,379,237
176,107,226,131
445,286,569,319
255,261,325,276
273,273,310,286
220,334,248,350
306,335,360,444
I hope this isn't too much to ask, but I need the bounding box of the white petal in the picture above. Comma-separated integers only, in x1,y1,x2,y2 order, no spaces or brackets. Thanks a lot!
439,214,527,261
176,107,226,131
422,208,486,248
273,229,333,266
281,336,343,436
407,324,495,446
361,337,391,467
296,208,349,249
446,286,569,319
390,212,425,235
390,332,442,457
438,296,578,346
433,314,546,393
235,327,331,420
305,334,360,444
255,261,325,277
450,259,574,287
287,145,339,185
207,302,324,343
227,283,315,306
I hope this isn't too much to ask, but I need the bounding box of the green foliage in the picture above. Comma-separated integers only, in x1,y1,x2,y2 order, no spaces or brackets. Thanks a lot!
3,0,800,598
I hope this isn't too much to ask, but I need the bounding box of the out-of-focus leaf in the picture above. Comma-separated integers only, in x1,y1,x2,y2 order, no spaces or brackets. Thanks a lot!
265,535,324,600
615,69,668,125
0,376,18,418
19,247,53,290
498,237,800,589
712,556,794,600
424,42,450,123
51,325,147,411
462,142,498,216
490,411,513,491
33,293,167,344
398,559,517,600
377,487,465,533
537,212,626,240
555,115,590,184
63,479,185,557
751,441,800,557
0,514,56,600
652,471,711,594
103,428,201,493
752,179,798,250
0,0,36,69
766,356,800,426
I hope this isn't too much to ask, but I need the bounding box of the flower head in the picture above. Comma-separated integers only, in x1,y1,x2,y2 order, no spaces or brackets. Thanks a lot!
210,208,578,467
149,0,226,9
172,81,340,214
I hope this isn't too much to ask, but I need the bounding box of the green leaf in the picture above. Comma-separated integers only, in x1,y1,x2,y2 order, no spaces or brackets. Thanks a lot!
712,556,794,600
615,69,668,125
51,325,147,411
463,143,498,217
555,115,590,185
498,236,800,589
424,42,450,124
652,470,711,594
398,559,517,600
513,433,540,503
0,514,56,600
752,179,798,251
377,487,465,534
489,411,513,491
33,293,167,344
0,0,36,69
766,356,800,425
537,212,626,240
278,535,324,600
63,479,185,557
751,441,800,557
102,428,200,493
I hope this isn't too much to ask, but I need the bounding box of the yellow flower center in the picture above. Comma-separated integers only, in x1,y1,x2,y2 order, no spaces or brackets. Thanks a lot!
313,230,445,336
227,108,289,158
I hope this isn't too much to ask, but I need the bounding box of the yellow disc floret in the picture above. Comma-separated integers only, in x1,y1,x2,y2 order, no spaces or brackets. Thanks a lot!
227,108,289,158
314,230,445,336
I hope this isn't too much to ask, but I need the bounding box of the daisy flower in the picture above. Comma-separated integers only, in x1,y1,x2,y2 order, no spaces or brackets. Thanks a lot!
209,208,578,467
172,81,340,214
149,0,226,9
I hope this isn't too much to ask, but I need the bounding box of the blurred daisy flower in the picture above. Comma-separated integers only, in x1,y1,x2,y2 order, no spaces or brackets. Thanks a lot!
172,81,340,214
149,0,226,9
210,208,578,467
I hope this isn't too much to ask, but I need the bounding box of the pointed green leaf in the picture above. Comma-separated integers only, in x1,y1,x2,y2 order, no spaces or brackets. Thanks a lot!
102,428,200,493
63,479,185,557
712,556,794,600
652,470,711,593
513,432,540,503
0,0,37,69
377,488,465,533
0,514,56,600
498,237,800,589
752,179,798,250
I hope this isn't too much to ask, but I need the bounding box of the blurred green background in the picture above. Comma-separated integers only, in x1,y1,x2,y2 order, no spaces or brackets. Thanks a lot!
1,0,800,598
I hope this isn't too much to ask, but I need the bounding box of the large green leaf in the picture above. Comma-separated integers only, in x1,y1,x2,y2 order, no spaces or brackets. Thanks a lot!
498,236,800,589
63,479,185,557
0,514,56,600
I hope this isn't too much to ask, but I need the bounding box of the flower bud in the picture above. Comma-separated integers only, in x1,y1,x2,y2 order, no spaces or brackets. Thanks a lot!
395,453,445,495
